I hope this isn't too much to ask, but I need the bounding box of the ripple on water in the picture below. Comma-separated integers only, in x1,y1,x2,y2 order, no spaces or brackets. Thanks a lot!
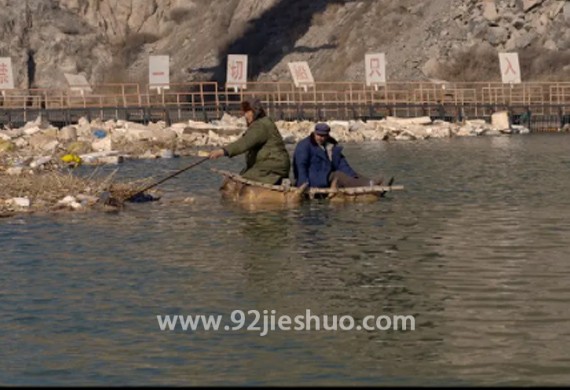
2,135,570,385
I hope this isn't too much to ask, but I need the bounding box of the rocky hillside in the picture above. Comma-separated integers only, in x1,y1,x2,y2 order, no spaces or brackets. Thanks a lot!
1,0,569,89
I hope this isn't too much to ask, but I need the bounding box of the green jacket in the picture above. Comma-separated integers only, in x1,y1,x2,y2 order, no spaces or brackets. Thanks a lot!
224,116,291,184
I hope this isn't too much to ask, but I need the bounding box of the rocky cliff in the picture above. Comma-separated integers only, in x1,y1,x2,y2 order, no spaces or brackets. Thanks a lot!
1,0,569,89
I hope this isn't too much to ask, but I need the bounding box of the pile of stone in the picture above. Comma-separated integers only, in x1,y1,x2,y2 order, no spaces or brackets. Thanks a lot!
466,0,568,52
277,111,529,143
0,111,529,173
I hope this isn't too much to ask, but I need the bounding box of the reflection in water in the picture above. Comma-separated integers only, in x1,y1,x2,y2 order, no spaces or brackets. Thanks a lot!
2,135,570,385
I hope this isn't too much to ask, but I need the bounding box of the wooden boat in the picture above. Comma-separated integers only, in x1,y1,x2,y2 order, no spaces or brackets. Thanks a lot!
213,169,307,208
212,169,404,206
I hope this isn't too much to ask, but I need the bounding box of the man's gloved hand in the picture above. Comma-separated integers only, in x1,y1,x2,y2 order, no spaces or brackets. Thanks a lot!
209,149,226,159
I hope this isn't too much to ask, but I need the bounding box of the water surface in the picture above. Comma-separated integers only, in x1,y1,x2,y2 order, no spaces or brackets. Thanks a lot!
2,134,570,385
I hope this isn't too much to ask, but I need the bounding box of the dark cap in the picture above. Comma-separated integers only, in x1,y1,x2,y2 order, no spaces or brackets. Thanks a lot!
241,97,265,119
241,97,263,112
314,123,331,135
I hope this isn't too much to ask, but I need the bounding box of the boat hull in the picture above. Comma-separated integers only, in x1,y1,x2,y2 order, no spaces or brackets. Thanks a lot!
212,169,403,208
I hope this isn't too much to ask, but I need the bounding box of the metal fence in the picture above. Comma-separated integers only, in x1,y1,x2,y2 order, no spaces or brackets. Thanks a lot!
2,81,570,130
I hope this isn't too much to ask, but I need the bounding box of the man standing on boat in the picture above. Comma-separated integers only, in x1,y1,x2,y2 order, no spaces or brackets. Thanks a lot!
293,123,383,188
209,98,291,185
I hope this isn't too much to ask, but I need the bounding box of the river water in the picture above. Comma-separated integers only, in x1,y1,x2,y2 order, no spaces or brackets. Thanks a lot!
2,134,570,386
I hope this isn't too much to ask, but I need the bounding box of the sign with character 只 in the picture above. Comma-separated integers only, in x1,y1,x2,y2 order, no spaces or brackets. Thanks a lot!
365,53,386,87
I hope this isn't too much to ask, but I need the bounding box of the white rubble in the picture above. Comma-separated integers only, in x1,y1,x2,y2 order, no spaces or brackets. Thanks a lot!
0,113,531,169
6,197,31,208
58,195,83,210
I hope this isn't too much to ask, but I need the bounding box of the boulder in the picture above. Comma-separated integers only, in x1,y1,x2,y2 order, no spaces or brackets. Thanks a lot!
59,126,78,142
7,197,30,208
28,133,59,153
523,0,544,12
385,116,432,125
491,111,510,130
91,137,113,152
483,0,499,22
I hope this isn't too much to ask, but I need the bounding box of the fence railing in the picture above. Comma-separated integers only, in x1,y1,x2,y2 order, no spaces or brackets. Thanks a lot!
3,81,570,117
0,81,570,109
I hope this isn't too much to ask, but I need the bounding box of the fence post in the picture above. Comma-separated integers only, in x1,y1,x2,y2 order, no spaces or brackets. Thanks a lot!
526,107,531,131
164,108,171,126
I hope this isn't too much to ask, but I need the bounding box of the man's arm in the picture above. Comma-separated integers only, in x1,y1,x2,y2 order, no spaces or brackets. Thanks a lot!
293,142,310,187
337,153,358,178
224,122,267,157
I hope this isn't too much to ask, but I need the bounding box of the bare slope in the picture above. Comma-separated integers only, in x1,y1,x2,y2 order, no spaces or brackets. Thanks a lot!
0,0,568,88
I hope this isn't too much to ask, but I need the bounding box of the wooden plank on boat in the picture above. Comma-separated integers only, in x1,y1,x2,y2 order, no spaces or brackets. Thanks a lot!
212,168,404,195
309,185,404,195
211,168,293,192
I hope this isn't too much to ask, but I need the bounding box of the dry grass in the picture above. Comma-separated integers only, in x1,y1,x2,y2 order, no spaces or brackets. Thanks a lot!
0,169,149,217
519,48,570,81
169,8,194,24
102,32,160,85
436,45,500,82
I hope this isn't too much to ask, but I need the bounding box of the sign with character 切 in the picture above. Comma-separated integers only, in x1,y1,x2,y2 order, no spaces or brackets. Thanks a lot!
226,54,248,89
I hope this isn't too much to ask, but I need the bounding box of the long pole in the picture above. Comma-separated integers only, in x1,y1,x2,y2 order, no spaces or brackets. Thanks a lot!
125,157,209,202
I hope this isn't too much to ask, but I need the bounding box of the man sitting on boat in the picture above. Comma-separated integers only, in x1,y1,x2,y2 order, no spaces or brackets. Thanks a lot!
293,123,383,188
209,98,291,185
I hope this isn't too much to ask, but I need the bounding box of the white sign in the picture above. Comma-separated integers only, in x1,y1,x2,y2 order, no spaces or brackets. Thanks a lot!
288,61,315,88
64,73,92,93
498,52,521,84
0,57,14,90
365,53,386,86
226,54,248,89
149,55,170,89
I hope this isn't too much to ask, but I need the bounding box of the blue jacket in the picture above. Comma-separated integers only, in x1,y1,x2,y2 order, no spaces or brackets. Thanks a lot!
293,134,357,188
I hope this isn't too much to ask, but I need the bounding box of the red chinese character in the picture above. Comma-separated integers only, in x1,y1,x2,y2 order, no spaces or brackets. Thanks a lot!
504,58,516,76
369,58,382,77
0,63,7,84
294,65,309,82
230,60,243,80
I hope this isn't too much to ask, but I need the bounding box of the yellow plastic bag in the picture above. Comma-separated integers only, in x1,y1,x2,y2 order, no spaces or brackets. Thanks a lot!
61,154,82,165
